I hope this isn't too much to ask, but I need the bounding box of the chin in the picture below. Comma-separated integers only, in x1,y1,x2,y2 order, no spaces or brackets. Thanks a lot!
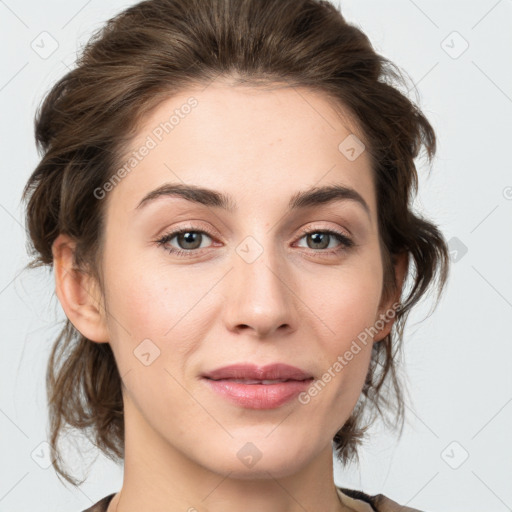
200,437,315,480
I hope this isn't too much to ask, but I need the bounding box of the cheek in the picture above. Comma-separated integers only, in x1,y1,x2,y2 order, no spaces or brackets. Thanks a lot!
308,255,384,342
105,248,204,335
299,256,383,405
300,283,377,433
102,264,203,413
102,250,221,382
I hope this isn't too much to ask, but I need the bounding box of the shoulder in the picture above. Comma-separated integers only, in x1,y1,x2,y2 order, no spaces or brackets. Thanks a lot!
83,488,426,512
81,493,116,512
337,486,427,512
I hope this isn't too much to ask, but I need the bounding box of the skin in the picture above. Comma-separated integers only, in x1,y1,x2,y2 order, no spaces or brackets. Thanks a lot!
52,81,407,512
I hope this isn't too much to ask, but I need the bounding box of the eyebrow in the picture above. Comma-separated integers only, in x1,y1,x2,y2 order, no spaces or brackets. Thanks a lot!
135,183,371,218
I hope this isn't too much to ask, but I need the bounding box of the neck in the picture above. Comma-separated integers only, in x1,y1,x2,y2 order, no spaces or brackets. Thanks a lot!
108,397,350,512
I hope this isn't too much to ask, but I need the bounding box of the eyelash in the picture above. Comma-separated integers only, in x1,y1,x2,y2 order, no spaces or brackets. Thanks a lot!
155,225,355,259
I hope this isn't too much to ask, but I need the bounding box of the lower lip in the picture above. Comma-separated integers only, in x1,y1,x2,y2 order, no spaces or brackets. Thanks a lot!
202,378,313,409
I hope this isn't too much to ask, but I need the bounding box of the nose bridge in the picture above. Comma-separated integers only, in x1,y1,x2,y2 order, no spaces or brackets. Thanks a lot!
223,232,298,337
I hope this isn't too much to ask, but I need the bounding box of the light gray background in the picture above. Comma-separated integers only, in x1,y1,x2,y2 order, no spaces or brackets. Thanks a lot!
1,1,511,511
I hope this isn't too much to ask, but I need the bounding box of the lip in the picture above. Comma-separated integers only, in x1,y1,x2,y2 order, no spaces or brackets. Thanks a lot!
201,363,314,409
202,363,313,381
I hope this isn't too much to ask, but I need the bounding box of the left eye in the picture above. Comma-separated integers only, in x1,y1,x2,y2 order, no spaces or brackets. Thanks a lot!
296,230,351,251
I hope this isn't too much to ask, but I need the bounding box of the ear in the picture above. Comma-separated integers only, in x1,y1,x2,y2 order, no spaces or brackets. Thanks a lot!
52,233,109,343
373,251,408,343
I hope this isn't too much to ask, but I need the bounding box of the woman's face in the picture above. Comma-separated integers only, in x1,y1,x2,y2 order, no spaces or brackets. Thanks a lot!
98,82,398,478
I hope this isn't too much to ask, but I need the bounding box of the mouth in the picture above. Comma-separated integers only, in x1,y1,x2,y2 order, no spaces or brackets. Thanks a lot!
201,362,314,381
206,378,310,385
201,363,314,409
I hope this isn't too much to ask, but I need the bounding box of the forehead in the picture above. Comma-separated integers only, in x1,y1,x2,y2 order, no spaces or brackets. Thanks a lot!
106,83,376,219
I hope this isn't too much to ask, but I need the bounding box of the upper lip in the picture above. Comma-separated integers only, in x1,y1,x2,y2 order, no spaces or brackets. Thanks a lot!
202,363,314,381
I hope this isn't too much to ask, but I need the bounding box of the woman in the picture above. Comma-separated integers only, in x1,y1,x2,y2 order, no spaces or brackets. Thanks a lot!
22,0,449,510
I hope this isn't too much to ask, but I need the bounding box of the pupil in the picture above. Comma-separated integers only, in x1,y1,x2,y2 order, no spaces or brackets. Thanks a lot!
180,232,201,249
309,233,328,249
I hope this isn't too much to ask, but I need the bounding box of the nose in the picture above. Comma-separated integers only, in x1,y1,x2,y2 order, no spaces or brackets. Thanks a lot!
222,239,299,339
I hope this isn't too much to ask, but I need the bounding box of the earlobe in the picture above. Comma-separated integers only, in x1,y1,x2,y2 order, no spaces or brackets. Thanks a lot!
374,251,408,343
52,233,109,343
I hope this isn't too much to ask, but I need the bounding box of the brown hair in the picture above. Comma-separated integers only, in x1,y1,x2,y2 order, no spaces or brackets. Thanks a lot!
22,0,449,486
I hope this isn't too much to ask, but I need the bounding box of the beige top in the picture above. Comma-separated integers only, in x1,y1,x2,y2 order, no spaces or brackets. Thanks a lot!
82,487,426,511
336,487,425,511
